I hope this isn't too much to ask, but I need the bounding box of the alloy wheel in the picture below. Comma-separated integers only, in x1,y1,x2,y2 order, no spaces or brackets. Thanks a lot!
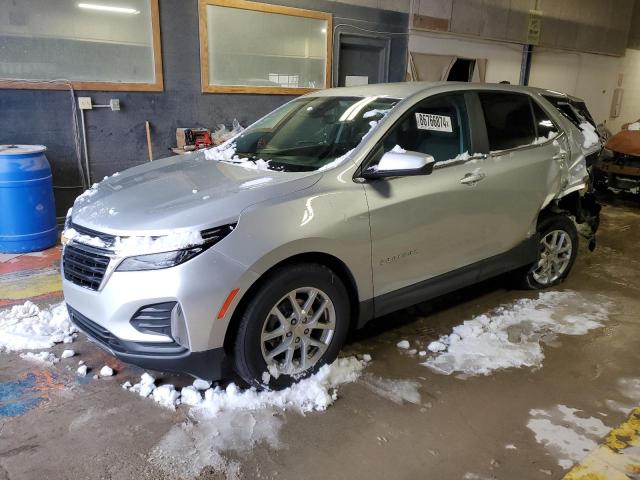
260,287,336,376
532,229,573,285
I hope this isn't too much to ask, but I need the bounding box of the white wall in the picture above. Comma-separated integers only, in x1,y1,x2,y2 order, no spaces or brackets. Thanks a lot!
408,31,625,126
408,31,523,84
528,48,620,125
608,49,640,133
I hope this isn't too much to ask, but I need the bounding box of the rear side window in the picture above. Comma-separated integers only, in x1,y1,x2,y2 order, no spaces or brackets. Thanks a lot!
532,101,559,142
380,93,470,164
542,95,592,128
479,92,535,151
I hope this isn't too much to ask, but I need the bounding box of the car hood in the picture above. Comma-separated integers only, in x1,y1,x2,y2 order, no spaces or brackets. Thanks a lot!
70,152,322,234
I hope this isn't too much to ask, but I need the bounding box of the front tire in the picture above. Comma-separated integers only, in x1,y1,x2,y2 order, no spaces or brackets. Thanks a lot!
233,263,350,389
520,214,578,289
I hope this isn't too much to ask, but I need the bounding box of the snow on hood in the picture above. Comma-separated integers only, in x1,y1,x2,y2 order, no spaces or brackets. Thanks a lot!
69,151,321,236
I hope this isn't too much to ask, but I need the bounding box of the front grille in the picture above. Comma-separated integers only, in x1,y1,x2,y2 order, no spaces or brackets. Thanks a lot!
130,302,177,337
70,223,117,250
63,244,110,290
68,306,187,356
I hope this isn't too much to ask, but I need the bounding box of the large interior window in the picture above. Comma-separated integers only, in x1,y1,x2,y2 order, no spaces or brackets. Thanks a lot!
0,0,163,91
479,92,536,151
199,0,332,94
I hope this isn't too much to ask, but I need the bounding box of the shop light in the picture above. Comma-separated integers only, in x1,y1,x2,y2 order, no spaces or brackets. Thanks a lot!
77,3,140,14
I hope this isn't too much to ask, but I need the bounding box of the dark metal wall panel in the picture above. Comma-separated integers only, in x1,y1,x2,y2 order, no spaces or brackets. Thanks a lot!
449,0,531,43
538,0,634,56
0,0,408,218
628,0,640,50
412,0,635,56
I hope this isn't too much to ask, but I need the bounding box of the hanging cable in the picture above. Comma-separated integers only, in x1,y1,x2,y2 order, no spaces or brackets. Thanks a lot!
0,78,88,189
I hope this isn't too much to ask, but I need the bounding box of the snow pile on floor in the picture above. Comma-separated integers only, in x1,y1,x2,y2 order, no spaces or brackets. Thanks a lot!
606,377,640,414
527,404,610,469
149,408,280,480
0,301,76,351
19,351,59,365
361,374,421,405
125,356,368,413
423,291,610,376
580,122,600,149
202,356,366,414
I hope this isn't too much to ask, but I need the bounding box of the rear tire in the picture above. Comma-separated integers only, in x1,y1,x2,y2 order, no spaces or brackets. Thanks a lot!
233,263,350,390
518,214,578,290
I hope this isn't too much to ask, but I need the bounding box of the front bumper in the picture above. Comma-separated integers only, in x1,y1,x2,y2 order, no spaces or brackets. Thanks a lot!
68,305,230,380
62,242,255,353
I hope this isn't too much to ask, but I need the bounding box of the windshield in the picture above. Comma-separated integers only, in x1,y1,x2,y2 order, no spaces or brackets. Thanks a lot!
228,96,400,171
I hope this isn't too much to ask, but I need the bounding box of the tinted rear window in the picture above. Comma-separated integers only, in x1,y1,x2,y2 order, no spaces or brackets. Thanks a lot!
479,92,535,151
542,95,593,128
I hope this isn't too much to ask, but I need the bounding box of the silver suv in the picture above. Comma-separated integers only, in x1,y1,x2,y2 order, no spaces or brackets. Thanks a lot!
62,82,601,387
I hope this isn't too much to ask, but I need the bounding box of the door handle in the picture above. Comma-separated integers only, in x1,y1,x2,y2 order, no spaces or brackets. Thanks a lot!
553,153,567,161
460,172,486,186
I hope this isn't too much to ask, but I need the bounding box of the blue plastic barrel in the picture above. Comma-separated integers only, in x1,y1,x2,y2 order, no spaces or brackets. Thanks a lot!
0,145,57,253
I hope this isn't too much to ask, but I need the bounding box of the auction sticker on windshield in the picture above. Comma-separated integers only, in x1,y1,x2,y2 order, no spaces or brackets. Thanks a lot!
415,113,453,132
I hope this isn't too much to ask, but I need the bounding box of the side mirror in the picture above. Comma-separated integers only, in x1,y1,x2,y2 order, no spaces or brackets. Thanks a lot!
362,150,435,179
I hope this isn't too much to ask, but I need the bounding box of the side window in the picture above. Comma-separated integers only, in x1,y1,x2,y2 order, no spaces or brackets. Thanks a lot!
542,95,585,128
380,94,470,164
479,92,536,151
532,101,559,142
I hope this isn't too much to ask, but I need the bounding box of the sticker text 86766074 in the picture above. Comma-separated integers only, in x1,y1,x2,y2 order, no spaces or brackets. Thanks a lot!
415,113,453,132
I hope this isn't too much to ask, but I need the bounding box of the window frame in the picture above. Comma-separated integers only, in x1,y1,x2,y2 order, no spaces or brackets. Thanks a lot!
198,0,333,95
358,92,475,175
477,91,539,153
0,0,164,92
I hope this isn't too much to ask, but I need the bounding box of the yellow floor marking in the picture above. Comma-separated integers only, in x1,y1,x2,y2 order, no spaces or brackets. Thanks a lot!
0,268,62,300
564,408,640,480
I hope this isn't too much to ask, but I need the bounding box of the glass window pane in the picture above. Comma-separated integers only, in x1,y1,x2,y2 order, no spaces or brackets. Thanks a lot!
381,94,470,164
479,92,536,151
206,4,328,89
232,96,400,171
0,0,156,84
532,101,559,140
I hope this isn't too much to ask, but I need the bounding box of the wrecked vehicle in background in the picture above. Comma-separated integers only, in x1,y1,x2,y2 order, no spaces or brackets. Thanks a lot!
592,120,640,193
61,82,602,388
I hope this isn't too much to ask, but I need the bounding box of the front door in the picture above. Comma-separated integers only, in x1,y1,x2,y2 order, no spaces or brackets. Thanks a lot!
363,93,502,300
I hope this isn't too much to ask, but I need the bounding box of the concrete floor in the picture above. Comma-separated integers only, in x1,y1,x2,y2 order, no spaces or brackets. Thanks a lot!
2,194,640,480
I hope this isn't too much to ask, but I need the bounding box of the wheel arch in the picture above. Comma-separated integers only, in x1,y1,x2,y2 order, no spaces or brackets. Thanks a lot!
222,251,362,354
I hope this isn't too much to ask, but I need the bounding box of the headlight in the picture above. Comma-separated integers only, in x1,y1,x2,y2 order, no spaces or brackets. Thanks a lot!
116,246,208,271
115,223,235,272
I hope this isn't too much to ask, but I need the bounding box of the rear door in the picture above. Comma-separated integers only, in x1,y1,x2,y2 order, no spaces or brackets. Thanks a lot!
474,91,564,249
